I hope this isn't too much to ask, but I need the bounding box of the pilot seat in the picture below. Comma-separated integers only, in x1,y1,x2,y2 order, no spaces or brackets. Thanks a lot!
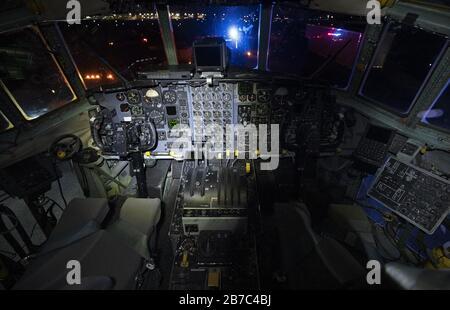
14,197,161,290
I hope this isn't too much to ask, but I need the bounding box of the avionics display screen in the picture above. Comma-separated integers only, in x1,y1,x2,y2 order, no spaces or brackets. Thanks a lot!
166,106,177,116
366,126,392,144
195,46,222,67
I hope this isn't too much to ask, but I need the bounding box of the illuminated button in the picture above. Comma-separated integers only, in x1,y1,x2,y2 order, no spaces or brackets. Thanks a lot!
56,150,66,160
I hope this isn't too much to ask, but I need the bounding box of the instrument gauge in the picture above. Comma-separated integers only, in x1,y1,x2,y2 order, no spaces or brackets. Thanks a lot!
248,94,257,102
116,93,126,101
257,90,271,103
149,110,164,125
223,93,232,102
126,90,141,104
203,102,212,110
145,88,160,99
204,93,212,101
163,90,177,104
131,105,143,115
193,102,202,110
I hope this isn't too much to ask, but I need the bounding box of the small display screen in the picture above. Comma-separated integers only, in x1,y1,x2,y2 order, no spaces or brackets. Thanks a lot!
195,46,222,67
168,119,179,129
366,126,392,144
166,106,177,116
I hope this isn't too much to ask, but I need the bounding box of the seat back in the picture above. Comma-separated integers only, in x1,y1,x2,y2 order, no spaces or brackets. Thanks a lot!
14,197,161,290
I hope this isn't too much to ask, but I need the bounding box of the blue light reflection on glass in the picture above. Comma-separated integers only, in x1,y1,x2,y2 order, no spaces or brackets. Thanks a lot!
170,5,260,68
421,79,450,131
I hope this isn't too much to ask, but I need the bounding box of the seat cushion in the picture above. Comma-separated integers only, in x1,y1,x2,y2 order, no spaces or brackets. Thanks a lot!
15,230,143,290
118,198,161,236
42,198,109,252
107,198,161,259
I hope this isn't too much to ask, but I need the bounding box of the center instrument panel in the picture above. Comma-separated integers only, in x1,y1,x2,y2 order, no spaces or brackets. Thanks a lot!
91,81,274,159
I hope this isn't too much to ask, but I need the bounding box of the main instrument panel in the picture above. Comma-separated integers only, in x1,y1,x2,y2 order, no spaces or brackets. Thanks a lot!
91,82,276,159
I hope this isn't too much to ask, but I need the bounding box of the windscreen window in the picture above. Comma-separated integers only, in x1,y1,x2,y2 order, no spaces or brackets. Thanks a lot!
169,5,259,68
59,14,167,89
360,22,447,115
420,80,450,131
0,28,76,120
269,5,365,88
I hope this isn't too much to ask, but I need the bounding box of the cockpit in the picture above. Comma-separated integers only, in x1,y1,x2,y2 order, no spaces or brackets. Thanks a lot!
0,0,449,291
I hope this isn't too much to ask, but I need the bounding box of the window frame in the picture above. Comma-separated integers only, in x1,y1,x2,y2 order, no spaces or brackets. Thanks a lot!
418,78,450,134
0,110,13,132
357,20,448,117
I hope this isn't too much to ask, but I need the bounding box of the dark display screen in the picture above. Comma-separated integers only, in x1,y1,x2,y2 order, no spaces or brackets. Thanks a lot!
166,106,177,116
366,126,392,144
195,46,222,67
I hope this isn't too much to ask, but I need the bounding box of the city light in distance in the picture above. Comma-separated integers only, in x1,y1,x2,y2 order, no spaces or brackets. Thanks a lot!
84,73,114,80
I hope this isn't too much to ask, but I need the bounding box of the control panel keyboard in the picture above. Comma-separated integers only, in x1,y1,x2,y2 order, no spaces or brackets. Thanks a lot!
368,156,450,234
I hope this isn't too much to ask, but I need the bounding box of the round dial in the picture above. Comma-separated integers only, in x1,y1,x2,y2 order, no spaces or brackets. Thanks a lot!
257,90,271,103
145,88,159,99
194,93,202,101
126,90,141,104
149,110,164,125
204,93,212,101
144,89,160,105
163,90,177,104
131,105,143,115
193,103,202,111
203,102,212,110
223,93,232,102
116,93,126,101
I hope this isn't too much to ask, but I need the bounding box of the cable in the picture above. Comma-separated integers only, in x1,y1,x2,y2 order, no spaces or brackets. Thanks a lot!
52,162,68,208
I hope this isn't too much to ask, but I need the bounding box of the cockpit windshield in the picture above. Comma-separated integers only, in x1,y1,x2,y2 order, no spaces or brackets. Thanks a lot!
0,27,77,120
60,11,167,89
269,4,365,88
170,4,260,68
59,4,365,89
